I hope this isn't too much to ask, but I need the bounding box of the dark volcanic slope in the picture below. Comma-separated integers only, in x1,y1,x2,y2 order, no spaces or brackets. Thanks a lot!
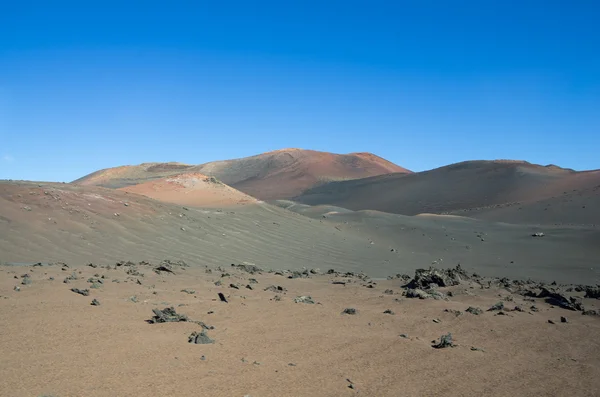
295,161,600,225
73,149,410,200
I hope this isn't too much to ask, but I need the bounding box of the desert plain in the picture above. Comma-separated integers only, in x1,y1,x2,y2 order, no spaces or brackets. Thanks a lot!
1,149,599,397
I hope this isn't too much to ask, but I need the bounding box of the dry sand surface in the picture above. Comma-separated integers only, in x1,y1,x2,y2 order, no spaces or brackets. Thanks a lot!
1,262,599,397
74,149,410,200
2,181,600,284
118,173,257,207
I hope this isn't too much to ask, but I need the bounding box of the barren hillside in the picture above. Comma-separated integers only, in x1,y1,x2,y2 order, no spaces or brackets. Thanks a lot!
73,149,410,200
296,161,600,225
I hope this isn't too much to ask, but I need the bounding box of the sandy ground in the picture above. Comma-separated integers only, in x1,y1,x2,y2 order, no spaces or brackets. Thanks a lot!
2,181,600,285
1,262,599,397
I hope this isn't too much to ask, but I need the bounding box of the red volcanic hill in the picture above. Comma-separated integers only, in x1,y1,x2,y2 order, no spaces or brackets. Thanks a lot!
73,149,410,200
118,173,257,207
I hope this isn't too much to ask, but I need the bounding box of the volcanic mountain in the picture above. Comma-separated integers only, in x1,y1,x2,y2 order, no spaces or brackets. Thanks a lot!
295,160,600,225
73,149,410,200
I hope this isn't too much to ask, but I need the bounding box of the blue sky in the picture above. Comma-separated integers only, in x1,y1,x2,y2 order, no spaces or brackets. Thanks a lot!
1,1,599,182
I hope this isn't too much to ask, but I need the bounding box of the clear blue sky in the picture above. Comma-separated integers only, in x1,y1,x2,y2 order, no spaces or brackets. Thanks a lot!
1,1,599,182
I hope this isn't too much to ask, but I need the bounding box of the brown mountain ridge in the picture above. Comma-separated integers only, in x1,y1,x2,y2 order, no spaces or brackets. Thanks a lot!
73,148,410,200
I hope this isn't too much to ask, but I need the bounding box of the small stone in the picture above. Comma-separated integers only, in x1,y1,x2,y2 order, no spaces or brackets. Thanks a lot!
561,316,568,323
91,299,100,306
129,295,138,303
229,283,240,289
530,305,539,312
188,330,214,344
21,277,32,285
200,355,206,361
218,292,228,303
399,334,409,339
433,318,441,323
294,296,315,304
470,346,485,352
383,309,395,315
13,286,20,292
405,288,430,299
342,308,357,315
71,288,90,296
181,289,196,294
487,302,504,311
432,333,454,348
384,289,394,295
466,306,482,315
149,307,188,323
245,284,254,290
214,280,222,286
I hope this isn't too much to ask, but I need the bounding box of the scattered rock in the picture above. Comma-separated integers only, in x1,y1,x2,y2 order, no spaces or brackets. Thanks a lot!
487,302,504,312
181,289,195,294
188,331,214,344
342,308,357,315
432,318,441,323
294,296,315,304
288,269,310,279
148,307,188,323
530,305,539,312
21,277,32,285
538,288,584,311
71,288,90,296
13,286,20,292
264,285,286,293
384,289,394,295
63,272,78,283
233,263,263,274
91,299,100,306
531,232,545,237
214,280,222,286
432,333,454,349
513,306,525,312
129,295,138,303
399,334,409,339
405,288,430,299
466,306,483,315
548,319,555,324
584,286,600,299
248,278,258,284
218,293,228,303
245,284,254,290
444,309,462,316
154,265,175,275
331,281,346,286
406,265,468,289
383,309,395,315
229,283,240,289
561,316,568,323
582,310,599,316
470,346,485,352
